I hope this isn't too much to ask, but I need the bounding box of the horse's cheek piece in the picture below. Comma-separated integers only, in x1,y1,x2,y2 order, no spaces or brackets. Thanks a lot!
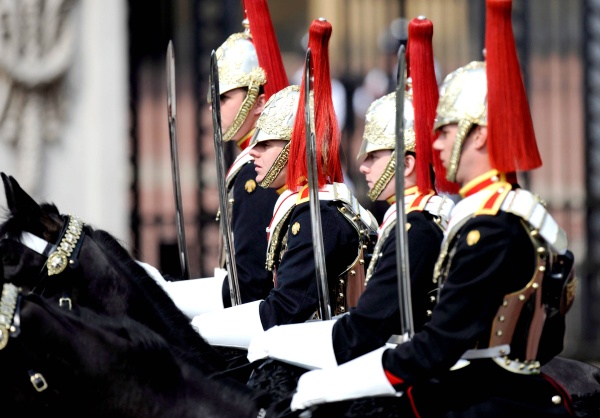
0,283,19,350
46,215,83,276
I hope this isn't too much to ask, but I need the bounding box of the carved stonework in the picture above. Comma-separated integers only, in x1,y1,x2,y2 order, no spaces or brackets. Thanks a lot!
0,0,77,193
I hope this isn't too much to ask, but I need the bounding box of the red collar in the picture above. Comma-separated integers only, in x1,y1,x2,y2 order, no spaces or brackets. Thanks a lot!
236,129,255,151
460,170,510,198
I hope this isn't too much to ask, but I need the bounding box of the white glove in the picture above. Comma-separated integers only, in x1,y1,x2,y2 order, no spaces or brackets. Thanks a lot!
247,319,338,370
291,346,401,411
162,268,227,318
191,300,264,349
136,261,170,288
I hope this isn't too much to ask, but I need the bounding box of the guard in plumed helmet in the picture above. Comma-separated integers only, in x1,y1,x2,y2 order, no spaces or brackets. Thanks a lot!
247,16,454,371
191,18,377,350
158,0,288,316
289,3,575,416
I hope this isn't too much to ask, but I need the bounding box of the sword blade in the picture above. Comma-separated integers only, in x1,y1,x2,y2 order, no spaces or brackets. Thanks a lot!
389,44,414,345
304,48,331,320
209,50,241,306
166,40,190,280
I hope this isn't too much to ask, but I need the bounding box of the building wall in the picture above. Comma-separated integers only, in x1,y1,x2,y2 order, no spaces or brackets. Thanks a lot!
0,0,130,246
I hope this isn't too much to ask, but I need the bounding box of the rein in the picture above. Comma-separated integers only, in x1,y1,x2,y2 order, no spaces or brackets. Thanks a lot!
18,214,86,310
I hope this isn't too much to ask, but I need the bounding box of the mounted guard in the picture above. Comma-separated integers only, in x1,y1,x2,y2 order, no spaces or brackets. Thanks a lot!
290,2,576,416
191,18,377,351
247,15,454,372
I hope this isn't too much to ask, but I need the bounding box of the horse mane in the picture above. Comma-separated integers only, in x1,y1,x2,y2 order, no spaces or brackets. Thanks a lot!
85,227,230,374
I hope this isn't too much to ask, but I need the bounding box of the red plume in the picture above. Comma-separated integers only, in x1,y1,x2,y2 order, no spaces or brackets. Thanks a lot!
485,0,541,172
287,19,343,190
244,0,289,100
408,17,459,194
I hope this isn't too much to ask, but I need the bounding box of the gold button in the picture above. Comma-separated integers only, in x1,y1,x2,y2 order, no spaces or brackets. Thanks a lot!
552,395,562,405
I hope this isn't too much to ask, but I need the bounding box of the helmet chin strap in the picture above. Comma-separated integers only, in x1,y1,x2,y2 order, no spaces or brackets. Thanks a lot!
367,151,396,202
222,82,260,142
258,142,290,188
446,119,474,183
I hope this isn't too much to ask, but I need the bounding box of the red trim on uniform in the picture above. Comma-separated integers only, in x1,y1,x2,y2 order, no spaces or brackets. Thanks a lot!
236,129,255,151
411,193,426,208
541,373,573,416
406,386,422,418
463,176,497,198
299,186,310,201
384,369,404,386
481,190,503,210
381,208,396,227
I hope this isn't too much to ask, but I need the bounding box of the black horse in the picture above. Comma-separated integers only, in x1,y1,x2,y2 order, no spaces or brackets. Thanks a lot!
0,172,231,376
2,172,598,417
0,279,281,418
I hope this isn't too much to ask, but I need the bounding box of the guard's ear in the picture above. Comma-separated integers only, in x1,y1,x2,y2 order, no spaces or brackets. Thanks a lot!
472,126,488,150
254,93,267,115
404,154,417,177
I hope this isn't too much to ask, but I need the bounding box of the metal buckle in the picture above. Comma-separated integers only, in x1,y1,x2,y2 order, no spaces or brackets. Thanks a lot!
29,371,48,392
59,297,72,310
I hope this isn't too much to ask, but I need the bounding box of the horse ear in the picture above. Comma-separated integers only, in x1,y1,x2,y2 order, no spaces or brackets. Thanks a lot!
1,172,43,218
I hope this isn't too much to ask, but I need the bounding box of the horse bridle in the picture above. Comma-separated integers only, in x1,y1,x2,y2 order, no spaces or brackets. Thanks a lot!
0,282,49,394
17,214,86,310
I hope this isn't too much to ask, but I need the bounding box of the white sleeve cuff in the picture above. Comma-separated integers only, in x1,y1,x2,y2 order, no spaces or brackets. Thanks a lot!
191,300,264,349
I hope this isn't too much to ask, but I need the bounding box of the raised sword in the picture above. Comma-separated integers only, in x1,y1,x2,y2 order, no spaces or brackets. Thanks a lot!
388,44,415,345
166,41,191,280
304,48,331,321
209,50,242,306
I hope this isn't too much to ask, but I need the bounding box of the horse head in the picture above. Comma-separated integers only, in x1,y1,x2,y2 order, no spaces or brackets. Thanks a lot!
0,173,229,374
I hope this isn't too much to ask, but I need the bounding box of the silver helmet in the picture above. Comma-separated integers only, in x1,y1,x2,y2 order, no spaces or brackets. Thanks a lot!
433,61,487,182
357,90,416,201
208,20,267,142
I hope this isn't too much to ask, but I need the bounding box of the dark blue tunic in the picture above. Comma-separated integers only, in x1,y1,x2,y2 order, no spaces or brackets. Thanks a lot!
221,161,279,307
332,210,443,365
381,209,573,417
259,199,360,330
